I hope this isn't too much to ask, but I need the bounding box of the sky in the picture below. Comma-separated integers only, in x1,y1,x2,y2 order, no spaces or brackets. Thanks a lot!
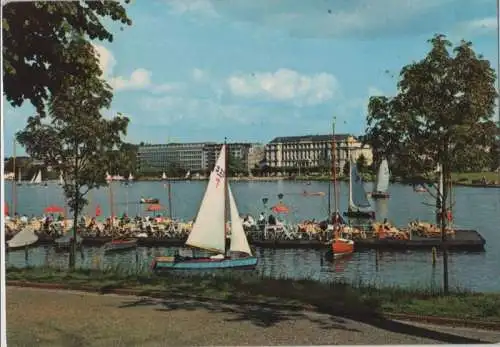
2,0,498,156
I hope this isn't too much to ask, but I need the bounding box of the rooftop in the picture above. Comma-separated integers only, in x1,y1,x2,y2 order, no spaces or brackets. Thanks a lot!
269,134,352,144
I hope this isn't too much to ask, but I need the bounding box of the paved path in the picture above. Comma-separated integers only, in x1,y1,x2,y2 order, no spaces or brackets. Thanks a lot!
6,286,500,346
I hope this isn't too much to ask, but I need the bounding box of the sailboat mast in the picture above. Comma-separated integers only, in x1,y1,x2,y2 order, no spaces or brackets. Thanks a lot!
348,145,353,208
223,138,229,255
12,136,17,216
332,117,338,213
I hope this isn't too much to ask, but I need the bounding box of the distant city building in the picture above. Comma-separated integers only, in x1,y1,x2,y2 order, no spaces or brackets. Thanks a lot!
247,144,266,172
137,141,261,173
264,134,372,173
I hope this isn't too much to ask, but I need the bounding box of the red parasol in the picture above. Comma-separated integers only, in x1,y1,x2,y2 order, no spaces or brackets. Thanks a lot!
95,204,102,217
44,205,64,214
146,204,164,212
4,202,9,216
271,202,289,214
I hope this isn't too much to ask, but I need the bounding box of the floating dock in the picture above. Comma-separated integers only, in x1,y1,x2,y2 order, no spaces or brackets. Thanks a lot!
25,229,486,251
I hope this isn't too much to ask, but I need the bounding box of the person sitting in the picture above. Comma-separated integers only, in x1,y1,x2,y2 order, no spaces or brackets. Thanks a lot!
268,214,276,226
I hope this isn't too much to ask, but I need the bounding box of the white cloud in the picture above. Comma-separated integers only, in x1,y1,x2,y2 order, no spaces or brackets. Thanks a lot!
227,69,339,106
110,68,152,91
456,17,497,37
191,68,208,82
140,95,251,126
166,0,458,38
93,44,181,93
93,44,116,78
166,0,218,17
368,86,384,97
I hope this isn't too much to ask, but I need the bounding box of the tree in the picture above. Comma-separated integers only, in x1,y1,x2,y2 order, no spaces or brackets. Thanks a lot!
356,154,368,174
365,34,497,294
16,62,129,269
228,153,246,177
342,161,350,177
3,1,132,116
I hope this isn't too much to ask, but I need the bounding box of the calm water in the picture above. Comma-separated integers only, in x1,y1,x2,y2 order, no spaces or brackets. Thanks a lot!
4,180,500,292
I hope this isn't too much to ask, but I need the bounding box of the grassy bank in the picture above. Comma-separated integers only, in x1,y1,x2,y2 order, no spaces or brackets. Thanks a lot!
6,266,500,322
451,171,499,184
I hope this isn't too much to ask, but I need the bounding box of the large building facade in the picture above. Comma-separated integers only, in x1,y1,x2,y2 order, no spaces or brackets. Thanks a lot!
264,134,372,173
137,142,260,173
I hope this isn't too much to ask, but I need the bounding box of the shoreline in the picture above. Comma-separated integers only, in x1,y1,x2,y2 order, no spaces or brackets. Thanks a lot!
6,266,500,330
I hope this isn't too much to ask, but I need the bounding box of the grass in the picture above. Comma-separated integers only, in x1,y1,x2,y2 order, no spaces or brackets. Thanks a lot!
451,171,499,184
6,265,500,322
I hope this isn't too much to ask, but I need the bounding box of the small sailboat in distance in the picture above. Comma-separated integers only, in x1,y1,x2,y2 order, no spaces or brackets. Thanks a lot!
151,143,258,270
343,159,375,219
371,159,390,199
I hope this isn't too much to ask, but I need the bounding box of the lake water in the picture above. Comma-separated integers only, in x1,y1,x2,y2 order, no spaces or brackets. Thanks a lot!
4,180,500,292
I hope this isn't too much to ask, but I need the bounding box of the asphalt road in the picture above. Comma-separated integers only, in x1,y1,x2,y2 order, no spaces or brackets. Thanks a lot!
6,286,500,346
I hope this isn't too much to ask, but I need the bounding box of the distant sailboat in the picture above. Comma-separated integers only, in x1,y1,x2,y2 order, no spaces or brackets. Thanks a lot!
151,143,258,270
16,168,23,186
371,159,390,199
162,172,167,180
128,173,134,182
185,170,191,180
343,160,375,219
28,170,43,186
58,172,64,186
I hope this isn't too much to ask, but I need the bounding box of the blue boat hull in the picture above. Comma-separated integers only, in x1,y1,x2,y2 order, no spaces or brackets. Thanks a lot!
151,256,258,270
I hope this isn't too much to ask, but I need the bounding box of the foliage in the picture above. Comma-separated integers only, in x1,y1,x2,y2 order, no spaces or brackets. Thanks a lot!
365,35,497,179
343,161,350,177
356,154,369,173
364,34,497,294
16,54,129,267
227,152,247,176
2,0,132,116
106,141,138,176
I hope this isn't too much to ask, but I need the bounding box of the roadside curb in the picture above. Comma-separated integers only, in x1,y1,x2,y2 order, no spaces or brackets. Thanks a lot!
7,281,500,331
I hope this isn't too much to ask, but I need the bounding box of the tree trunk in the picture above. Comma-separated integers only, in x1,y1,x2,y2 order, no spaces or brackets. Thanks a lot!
69,188,79,270
440,163,449,295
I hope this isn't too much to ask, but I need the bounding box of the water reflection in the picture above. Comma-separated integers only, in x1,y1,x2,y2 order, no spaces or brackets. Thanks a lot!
6,245,499,292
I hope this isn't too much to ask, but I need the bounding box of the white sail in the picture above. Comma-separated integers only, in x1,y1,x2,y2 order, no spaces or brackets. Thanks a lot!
162,172,167,180
105,171,112,181
185,145,227,253
34,170,42,184
7,227,38,248
59,172,64,185
374,159,390,192
18,168,22,183
228,184,252,256
185,170,191,179
350,162,371,209
128,173,134,181
29,171,37,184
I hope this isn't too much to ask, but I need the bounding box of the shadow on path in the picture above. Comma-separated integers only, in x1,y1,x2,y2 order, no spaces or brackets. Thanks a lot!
119,296,489,343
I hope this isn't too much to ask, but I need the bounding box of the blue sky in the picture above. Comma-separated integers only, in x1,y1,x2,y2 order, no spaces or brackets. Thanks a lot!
3,0,498,156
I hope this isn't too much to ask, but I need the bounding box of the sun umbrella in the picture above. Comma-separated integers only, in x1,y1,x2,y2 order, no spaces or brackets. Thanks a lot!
146,204,164,212
271,202,289,214
44,205,64,214
95,204,102,217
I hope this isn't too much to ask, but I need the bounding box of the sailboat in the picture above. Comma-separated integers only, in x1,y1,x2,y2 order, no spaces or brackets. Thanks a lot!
371,159,390,199
7,226,39,250
325,118,354,259
58,172,64,186
185,170,191,180
151,144,258,270
162,172,167,180
16,168,23,186
343,160,375,219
